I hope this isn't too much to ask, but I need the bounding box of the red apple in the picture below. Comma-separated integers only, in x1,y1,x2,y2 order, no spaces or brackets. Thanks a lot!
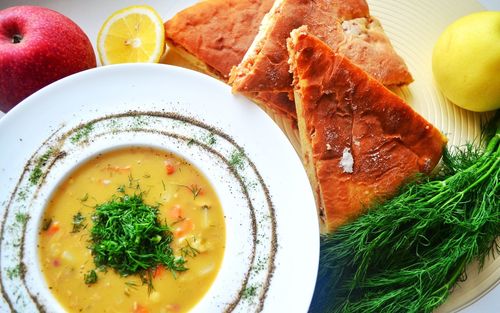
0,6,97,112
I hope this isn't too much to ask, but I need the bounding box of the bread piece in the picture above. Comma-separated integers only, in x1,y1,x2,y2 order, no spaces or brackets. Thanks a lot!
164,0,298,121
164,0,275,82
230,0,413,95
287,27,446,232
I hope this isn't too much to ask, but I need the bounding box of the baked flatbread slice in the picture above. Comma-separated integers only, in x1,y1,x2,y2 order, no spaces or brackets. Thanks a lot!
164,0,275,82
164,0,298,120
287,27,446,232
230,0,413,95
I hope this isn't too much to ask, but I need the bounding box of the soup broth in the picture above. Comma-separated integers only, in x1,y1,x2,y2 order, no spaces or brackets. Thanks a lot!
38,147,226,313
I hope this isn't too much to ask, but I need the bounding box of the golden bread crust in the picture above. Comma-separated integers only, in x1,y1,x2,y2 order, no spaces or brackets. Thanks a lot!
288,28,446,232
231,0,413,93
164,0,274,81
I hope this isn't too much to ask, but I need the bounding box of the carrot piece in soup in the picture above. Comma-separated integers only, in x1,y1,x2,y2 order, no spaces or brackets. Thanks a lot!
46,221,60,235
169,205,184,220
165,304,181,312
164,160,176,175
173,218,194,238
133,303,149,313
153,264,165,279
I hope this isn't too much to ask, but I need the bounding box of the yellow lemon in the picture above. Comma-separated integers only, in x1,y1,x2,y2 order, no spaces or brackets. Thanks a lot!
432,11,500,112
97,5,165,65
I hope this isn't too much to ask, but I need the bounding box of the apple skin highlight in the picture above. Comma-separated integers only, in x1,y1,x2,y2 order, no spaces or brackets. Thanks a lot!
0,6,97,112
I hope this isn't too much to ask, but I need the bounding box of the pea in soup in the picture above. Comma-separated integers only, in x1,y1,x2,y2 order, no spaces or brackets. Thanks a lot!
38,147,226,313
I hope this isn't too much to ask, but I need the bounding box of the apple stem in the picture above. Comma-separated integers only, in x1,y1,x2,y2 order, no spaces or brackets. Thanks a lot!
12,34,23,44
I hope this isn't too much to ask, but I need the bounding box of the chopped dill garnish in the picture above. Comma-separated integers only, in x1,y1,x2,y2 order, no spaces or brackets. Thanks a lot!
125,281,139,288
89,193,187,290
187,138,196,146
127,174,140,190
29,168,43,185
178,184,202,199
205,133,217,146
41,218,53,231
70,123,94,143
180,239,200,258
15,213,29,224
229,150,245,170
117,185,126,193
29,148,54,185
242,285,258,300
84,269,97,285
6,264,24,279
17,189,28,201
71,212,86,233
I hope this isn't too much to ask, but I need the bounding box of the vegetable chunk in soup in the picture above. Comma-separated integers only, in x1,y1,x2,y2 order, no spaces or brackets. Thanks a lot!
38,147,226,313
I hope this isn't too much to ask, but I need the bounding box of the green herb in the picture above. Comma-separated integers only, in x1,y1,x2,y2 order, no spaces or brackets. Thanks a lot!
29,148,54,185
205,133,217,146
71,212,86,233
29,168,43,185
89,193,187,291
242,285,258,300
17,189,28,201
71,123,94,143
128,174,140,190
84,269,98,285
180,239,200,258
41,218,53,231
6,264,25,279
125,281,139,288
178,184,202,199
117,185,126,193
229,150,245,170
314,114,500,313
187,138,196,146
132,116,147,128
15,213,29,224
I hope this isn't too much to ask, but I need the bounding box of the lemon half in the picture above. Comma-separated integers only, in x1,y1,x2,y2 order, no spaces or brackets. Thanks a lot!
97,5,165,65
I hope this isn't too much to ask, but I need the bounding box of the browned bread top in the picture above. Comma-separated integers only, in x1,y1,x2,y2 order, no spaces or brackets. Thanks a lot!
165,0,275,81
231,0,413,93
288,27,445,231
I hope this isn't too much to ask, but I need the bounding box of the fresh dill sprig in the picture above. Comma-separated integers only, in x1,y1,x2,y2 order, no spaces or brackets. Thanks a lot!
89,193,187,290
313,114,500,313
84,269,97,285
70,123,93,143
180,239,200,258
229,150,245,170
71,212,86,233
15,213,30,224
178,184,202,199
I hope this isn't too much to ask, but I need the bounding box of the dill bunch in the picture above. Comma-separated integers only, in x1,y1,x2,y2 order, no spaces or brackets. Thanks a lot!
313,114,500,313
89,193,186,289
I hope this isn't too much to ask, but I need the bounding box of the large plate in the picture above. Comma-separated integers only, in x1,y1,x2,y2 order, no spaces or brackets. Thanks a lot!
0,0,498,312
0,64,319,312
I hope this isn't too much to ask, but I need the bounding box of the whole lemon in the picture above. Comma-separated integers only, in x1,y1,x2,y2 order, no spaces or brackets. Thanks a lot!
432,11,500,112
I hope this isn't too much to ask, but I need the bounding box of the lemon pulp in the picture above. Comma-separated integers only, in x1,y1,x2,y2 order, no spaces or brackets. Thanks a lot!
97,5,165,65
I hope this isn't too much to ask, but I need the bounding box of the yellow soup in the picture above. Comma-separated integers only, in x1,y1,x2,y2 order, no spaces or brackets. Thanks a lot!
39,147,226,313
